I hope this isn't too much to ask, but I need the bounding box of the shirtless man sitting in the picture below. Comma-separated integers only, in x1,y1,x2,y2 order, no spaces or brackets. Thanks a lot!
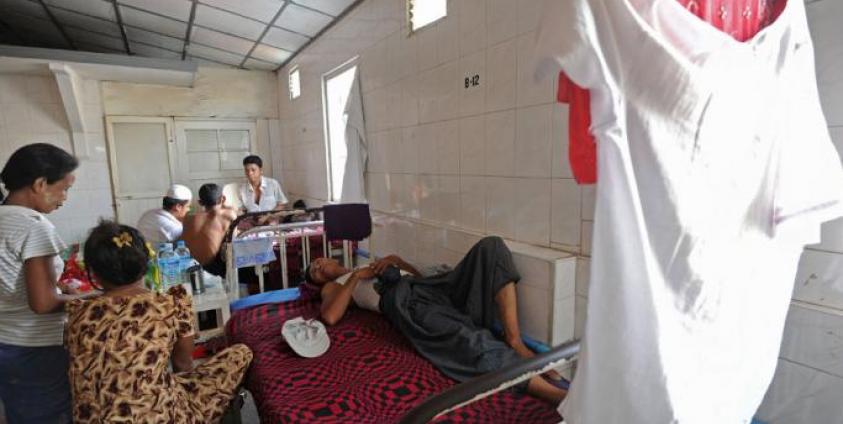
182,183,237,277
304,236,567,404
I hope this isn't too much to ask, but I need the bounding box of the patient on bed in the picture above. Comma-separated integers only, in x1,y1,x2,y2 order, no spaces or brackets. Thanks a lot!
304,236,567,403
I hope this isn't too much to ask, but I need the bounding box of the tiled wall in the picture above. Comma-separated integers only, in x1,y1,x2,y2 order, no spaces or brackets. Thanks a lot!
0,74,113,243
757,0,843,421
276,0,592,255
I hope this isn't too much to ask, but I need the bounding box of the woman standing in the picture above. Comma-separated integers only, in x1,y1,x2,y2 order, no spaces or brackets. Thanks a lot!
239,155,288,212
0,143,81,423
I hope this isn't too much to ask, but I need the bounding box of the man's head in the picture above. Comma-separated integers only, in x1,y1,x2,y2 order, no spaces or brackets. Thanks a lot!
198,183,224,209
305,257,346,286
243,155,263,186
163,184,192,220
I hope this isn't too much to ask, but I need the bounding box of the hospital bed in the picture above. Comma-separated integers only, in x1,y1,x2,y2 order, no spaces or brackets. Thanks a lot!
219,204,571,422
225,286,569,423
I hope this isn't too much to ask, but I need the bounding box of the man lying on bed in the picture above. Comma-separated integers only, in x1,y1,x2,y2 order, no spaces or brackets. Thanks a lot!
304,236,567,404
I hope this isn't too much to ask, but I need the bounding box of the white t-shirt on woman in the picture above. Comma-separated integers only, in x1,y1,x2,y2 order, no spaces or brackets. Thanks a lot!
0,205,67,347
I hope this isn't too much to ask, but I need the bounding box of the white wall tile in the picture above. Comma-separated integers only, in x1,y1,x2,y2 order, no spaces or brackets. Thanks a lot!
552,296,576,345
554,256,577,301
514,178,551,246
401,75,420,127
581,184,596,221
486,0,517,47
440,175,461,226
437,120,461,175
757,360,843,424
416,25,439,72
400,126,420,174
459,50,487,117
485,110,516,176
576,257,591,298
0,75,30,104
574,295,588,339
485,176,516,239
419,174,441,222
516,32,555,108
807,0,843,126
551,178,582,247
459,115,485,176
792,249,843,311
581,220,594,256
551,102,574,178
436,5,459,66
779,305,843,379
458,0,486,57
417,123,438,174
485,38,517,112
517,283,551,343
459,175,486,232
514,253,551,291
516,104,553,178
516,0,544,35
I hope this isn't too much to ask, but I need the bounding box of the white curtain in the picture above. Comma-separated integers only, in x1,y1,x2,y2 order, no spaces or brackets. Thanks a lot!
339,71,368,203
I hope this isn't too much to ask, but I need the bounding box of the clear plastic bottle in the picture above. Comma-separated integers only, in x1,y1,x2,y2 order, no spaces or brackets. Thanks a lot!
174,240,192,285
157,243,178,289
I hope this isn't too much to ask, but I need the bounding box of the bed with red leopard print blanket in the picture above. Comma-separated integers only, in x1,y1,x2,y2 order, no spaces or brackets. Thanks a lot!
225,294,561,423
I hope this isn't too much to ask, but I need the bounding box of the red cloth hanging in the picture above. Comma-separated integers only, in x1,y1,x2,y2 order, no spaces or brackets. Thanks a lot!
557,0,787,185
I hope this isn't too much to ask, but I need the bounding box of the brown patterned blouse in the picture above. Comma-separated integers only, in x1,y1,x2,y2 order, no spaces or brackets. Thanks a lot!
65,285,252,423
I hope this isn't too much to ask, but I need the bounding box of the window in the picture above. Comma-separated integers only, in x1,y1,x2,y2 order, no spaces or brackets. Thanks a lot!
289,67,301,100
408,0,447,32
322,60,358,202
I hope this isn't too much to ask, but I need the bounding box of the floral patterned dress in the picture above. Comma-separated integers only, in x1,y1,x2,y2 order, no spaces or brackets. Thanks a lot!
65,286,252,423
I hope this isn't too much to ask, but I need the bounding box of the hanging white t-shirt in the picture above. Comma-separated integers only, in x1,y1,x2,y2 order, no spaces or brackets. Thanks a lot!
536,0,843,423
0,205,67,347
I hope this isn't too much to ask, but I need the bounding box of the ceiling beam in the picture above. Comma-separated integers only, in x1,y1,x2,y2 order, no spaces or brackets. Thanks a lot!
276,0,365,71
182,0,198,60
110,0,132,55
239,2,289,68
36,0,77,50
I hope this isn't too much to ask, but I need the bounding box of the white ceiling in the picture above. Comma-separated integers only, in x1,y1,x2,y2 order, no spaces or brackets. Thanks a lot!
0,0,359,71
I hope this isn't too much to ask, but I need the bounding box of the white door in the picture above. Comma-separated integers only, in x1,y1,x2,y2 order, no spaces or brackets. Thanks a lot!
106,117,177,225
173,120,258,206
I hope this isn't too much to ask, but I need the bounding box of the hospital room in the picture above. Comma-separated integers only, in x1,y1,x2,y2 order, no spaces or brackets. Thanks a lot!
0,0,842,423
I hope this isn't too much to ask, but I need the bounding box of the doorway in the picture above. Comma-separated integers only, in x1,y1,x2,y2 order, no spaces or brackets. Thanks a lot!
105,117,257,224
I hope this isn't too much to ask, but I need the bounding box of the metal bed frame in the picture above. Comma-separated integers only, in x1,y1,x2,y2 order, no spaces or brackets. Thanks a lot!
222,208,354,298
399,339,581,423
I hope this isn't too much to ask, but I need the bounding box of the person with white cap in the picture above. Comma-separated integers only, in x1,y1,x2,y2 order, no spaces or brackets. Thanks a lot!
136,184,193,245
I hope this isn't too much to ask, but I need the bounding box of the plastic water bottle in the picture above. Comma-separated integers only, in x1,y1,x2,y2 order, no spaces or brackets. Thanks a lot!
157,243,179,289
174,241,192,285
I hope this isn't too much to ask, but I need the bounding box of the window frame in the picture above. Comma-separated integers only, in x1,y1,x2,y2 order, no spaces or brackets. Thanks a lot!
289,66,301,100
407,0,448,34
321,57,359,203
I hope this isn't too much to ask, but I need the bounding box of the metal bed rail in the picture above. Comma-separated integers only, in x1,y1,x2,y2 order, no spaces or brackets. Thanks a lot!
399,339,581,424
225,217,328,296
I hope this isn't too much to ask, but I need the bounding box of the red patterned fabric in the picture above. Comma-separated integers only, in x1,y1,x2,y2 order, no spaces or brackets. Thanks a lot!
558,0,786,185
226,297,560,423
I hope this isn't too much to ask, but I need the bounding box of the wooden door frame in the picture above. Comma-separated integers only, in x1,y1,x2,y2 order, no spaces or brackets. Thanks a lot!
104,116,176,222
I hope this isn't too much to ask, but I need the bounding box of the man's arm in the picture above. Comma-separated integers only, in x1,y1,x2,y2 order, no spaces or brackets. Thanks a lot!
320,267,375,326
370,254,421,277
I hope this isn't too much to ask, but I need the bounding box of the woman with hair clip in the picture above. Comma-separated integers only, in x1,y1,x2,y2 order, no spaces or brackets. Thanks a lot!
65,221,253,423
0,143,90,424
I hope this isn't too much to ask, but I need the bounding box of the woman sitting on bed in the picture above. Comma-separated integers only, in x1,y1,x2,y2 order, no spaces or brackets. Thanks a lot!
304,236,567,404
65,221,253,423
